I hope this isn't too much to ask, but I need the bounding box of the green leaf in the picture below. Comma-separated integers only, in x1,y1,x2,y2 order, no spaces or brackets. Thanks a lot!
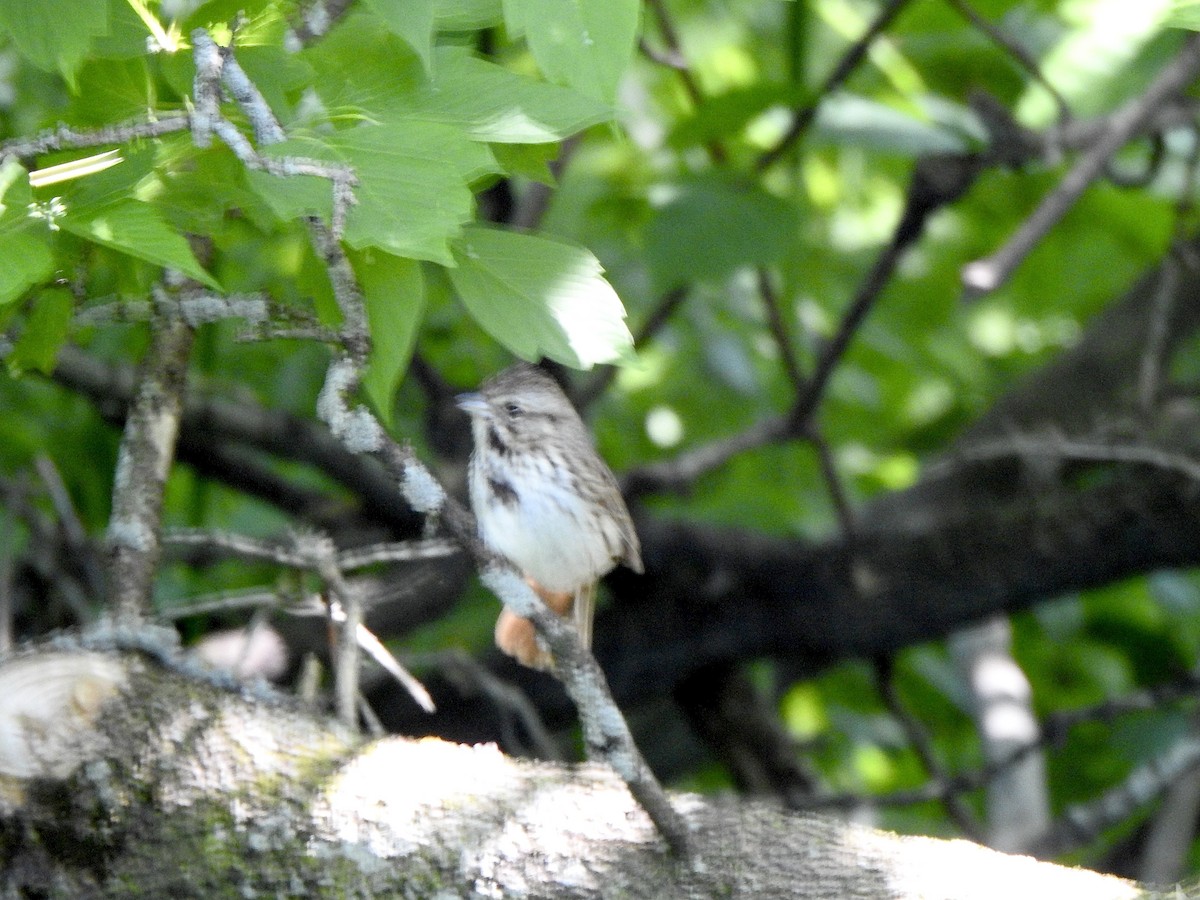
1166,0,1200,27
504,0,638,104
645,174,799,293
491,142,559,183
668,83,797,150
0,157,30,224
250,121,497,264
8,288,73,376
0,0,109,81
34,144,218,286
90,0,162,60
355,250,425,427
0,233,55,306
309,25,610,143
813,94,970,156
434,0,504,29
66,58,157,125
59,198,221,290
363,0,437,71
420,48,611,142
448,225,633,369
0,161,57,305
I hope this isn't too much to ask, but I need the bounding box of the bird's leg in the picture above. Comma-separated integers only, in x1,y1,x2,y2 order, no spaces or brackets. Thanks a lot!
494,578,573,669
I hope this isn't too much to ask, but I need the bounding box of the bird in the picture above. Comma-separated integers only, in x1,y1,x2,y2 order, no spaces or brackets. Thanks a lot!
456,362,642,668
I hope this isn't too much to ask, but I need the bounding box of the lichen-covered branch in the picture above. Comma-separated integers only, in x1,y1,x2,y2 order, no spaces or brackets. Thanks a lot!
0,646,1148,899
105,305,193,622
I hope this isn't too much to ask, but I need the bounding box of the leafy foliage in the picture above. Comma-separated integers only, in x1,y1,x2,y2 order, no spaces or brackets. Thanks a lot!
1,0,1199,882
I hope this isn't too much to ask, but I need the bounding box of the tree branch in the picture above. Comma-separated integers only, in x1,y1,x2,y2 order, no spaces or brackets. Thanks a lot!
0,646,1146,898
962,32,1200,296
105,301,193,622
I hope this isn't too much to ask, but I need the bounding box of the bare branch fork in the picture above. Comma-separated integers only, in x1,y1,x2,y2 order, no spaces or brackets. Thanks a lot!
963,32,1200,296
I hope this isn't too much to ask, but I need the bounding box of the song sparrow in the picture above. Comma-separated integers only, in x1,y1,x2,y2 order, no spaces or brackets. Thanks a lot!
457,363,642,668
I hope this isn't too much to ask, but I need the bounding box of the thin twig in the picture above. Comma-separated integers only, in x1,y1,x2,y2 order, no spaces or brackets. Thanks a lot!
352,618,435,713
318,542,362,729
358,692,386,738
335,539,459,570
164,528,458,571
932,434,1200,485
437,649,563,760
788,227,914,431
637,38,688,72
758,0,915,171
156,588,284,620
622,414,788,497
644,0,704,109
803,664,1200,813
624,147,966,498
1036,733,1200,857
35,455,105,600
806,428,857,542
510,136,581,231
757,268,805,392
622,209,917,497
0,115,191,159
675,664,819,805
943,0,1070,123
874,658,986,840
1137,252,1181,415
642,0,724,163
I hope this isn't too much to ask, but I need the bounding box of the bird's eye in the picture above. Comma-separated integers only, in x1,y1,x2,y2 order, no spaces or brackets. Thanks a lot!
504,402,522,418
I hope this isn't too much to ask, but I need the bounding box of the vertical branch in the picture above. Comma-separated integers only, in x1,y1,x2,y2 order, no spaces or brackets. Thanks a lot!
757,268,805,392
1137,253,1180,416
805,427,856,542
949,620,1050,852
106,303,194,622
0,481,18,654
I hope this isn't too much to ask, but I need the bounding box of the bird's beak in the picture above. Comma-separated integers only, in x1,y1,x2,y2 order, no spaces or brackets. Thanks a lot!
455,392,490,419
